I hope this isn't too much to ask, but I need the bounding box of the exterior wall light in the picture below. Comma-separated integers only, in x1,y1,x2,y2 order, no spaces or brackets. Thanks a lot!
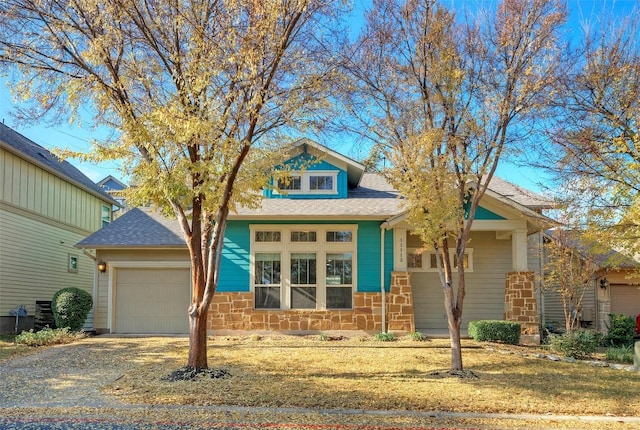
600,278,609,290
97,260,107,273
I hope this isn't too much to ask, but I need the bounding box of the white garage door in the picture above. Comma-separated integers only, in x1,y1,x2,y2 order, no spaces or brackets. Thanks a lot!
610,285,640,319
115,268,191,334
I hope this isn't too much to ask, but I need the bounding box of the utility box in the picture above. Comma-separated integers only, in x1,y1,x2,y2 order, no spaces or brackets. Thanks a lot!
635,336,640,372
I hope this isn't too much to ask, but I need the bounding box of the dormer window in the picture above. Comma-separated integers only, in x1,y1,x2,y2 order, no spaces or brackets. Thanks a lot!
277,176,301,191
309,175,333,191
276,171,338,195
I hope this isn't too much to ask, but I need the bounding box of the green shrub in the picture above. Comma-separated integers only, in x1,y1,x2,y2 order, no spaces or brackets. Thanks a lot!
374,332,396,342
468,320,521,344
549,330,601,359
51,287,93,331
407,331,427,341
604,313,635,347
14,327,81,347
605,345,634,364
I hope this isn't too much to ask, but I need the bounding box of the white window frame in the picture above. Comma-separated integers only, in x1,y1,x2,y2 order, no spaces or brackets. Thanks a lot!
274,170,339,195
407,248,474,272
101,205,111,227
250,224,357,310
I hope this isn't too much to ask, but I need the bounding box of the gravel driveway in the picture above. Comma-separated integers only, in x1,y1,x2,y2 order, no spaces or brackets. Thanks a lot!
0,336,182,408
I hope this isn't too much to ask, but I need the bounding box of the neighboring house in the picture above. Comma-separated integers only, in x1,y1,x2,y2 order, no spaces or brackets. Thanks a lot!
0,123,119,333
97,175,128,215
77,139,553,342
538,231,640,333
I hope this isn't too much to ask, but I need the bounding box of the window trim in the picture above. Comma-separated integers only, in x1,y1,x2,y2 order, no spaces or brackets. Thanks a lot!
274,170,339,195
250,224,357,310
101,205,111,228
407,248,474,272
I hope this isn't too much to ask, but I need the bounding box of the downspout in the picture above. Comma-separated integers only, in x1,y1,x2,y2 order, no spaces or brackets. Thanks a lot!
538,232,545,328
380,222,389,333
380,225,386,334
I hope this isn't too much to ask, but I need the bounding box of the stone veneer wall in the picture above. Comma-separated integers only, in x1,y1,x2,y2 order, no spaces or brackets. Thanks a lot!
504,271,540,344
207,272,415,333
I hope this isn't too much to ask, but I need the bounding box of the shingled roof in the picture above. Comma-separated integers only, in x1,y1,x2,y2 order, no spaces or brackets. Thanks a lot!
76,169,553,248
0,123,118,205
76,207,185,248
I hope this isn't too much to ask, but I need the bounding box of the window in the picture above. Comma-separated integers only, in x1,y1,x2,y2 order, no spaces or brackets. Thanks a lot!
408,248,473,272
277,176,301,191
272,171,338,195
251,225,357,310
309,175,333,191
101,205,111,227
407,252,422,269
326,253,352,309
326,231,352,242
254,253,281,309
255,231,281,242
68,254,79,273
291,231,317,242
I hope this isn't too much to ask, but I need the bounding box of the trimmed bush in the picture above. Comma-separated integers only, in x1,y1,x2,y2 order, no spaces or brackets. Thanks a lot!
549,330,601,359
52,287,93,331
604,313,635,347
468,320,521,344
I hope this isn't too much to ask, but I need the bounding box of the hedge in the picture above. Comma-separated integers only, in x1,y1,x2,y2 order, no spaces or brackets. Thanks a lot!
468,320,521,344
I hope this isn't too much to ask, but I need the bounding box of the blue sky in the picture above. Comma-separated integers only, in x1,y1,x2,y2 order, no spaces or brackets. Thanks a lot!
1,0,638,192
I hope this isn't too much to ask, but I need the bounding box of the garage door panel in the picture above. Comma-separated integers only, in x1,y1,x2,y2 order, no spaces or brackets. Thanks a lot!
115,268,190,334
610,285,640,319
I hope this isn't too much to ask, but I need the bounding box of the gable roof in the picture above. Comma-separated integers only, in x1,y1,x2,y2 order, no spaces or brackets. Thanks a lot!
76,207,185,248
0,123,118,206
487,177,553,210
290,139,365,188
232,172,400,219
97,175,128,191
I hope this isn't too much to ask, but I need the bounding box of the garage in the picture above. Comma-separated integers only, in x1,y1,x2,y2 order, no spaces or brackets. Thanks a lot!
610,284,640,319
114,267,191,334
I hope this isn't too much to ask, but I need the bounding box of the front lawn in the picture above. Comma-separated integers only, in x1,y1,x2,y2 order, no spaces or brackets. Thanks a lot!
105,335,640,416
0,335,30,362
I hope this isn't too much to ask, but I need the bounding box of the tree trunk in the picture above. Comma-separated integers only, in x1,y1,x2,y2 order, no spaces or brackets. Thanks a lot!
443,282,464,371
447,307,463,371
187,303,209,369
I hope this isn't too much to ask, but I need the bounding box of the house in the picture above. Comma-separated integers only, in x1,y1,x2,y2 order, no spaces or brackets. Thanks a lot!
539,231,640,333
76,139,553,342
97,175,128,215
0,123,119,333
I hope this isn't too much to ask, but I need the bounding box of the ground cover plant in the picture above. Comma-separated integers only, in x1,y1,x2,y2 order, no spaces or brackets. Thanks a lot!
104,335,640,417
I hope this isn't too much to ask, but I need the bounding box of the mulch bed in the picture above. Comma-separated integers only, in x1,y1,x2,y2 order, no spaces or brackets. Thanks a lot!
161,366,231,382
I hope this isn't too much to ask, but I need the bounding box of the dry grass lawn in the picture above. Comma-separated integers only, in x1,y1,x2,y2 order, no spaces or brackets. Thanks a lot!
0,335,31,362
105,334,640,416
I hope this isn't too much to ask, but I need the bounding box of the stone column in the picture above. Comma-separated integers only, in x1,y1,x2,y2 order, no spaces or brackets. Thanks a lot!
387,271,415,333
505,271,540,345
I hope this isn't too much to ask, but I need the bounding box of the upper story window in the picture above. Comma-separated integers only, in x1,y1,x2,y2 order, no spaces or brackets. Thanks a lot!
277,176,301,191
101,205,111,228
309,175,333,191
275,171,338,195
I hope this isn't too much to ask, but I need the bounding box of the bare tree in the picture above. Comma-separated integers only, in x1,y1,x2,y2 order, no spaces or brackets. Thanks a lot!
343,0,565,371
0,0,343,369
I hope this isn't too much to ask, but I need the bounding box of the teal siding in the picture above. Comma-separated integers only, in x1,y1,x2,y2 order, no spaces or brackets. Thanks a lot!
464,201,506,220
219,221,251,292
263,154,348,199
218,220,394,294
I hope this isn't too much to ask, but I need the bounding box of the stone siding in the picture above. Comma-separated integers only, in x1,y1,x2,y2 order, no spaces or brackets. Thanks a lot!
505,271,540,344
207,272,415,333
